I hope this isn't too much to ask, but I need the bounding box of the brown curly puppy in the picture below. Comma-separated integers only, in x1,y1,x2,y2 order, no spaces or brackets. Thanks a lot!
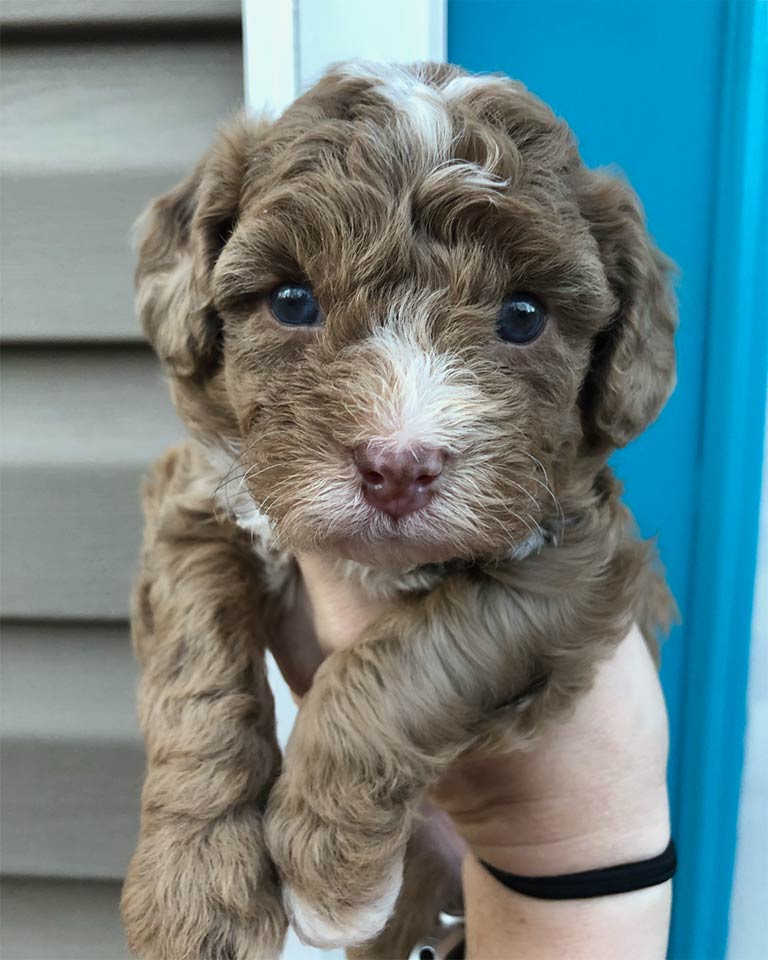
121,61,677,960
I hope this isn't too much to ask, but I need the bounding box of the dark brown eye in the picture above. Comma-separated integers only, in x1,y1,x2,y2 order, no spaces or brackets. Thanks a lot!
496,293,547,344
269,284,324,327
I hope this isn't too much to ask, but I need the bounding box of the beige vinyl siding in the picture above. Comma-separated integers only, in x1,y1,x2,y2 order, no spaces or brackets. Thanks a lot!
0,7,242,956
2,0,240,28
1,622,143,880
1,347,183,617
1,37,243,340
1,878,128,960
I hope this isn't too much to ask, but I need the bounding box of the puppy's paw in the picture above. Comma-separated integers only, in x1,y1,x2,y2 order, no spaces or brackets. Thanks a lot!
122,814,287,960
265,783,407,949
284,859,403,949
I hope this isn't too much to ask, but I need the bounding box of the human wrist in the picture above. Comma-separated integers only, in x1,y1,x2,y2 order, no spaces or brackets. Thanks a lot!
435,625,670,875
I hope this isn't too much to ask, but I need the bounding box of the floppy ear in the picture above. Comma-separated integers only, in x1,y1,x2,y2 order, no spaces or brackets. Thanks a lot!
577,170,678,450
134,117,257,378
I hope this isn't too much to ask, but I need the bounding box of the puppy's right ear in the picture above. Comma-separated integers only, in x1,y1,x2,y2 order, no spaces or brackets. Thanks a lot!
134,117,258,377
575,170,678,450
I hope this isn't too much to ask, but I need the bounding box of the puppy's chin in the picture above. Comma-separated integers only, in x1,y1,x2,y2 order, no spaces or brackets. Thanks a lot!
328,534,464,568
281,510,497,568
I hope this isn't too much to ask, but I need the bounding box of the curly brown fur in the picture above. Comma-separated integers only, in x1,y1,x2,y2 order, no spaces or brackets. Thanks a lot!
123,61,677,959
121,446,287,959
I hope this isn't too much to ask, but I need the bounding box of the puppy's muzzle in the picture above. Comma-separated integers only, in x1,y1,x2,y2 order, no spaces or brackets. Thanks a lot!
354,442,447,520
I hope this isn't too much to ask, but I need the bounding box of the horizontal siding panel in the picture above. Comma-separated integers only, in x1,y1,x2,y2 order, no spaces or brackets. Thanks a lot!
1,347,183,464
1,172,177,341
1,622,139,741
0,878,129,960
0,347,185,618
0,464,145,618
1,737,143,879
1,624,142,879
3,0,239,28
2,40,243,174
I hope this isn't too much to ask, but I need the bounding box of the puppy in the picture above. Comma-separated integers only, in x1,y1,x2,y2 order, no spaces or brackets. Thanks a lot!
121,61,677,960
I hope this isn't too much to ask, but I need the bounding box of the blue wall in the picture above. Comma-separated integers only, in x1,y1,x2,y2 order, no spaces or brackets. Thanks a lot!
448,1,767,956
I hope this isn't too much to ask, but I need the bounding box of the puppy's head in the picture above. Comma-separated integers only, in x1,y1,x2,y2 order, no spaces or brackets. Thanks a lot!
136,62,676,567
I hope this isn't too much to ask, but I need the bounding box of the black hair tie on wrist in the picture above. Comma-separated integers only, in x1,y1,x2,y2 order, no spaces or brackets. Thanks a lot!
480,839,677,900
410,844,677,960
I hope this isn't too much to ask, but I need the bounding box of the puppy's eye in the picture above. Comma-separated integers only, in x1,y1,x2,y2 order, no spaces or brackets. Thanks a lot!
269,284,324,327
496,293,547,344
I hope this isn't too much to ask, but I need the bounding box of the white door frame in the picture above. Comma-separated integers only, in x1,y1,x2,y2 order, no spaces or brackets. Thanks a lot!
243,0,446,115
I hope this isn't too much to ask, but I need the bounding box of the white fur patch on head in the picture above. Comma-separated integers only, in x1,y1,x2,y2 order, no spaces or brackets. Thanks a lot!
338,61,453,165
284,858,403,949
336,62,514,198
440,72,520,103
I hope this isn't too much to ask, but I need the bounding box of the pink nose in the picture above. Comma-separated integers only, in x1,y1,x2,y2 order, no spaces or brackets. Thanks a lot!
354,443,447,520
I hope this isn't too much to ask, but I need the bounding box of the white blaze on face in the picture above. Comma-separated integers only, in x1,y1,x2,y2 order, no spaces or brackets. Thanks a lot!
362,324,487,454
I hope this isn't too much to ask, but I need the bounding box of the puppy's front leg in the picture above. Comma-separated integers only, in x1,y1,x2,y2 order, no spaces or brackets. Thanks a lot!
264,573,550,950
121,448,287,960
265,539,640,952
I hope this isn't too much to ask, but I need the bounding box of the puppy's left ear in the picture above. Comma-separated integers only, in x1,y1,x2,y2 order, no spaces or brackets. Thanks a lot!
577,170,678,449
134,116,259,378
